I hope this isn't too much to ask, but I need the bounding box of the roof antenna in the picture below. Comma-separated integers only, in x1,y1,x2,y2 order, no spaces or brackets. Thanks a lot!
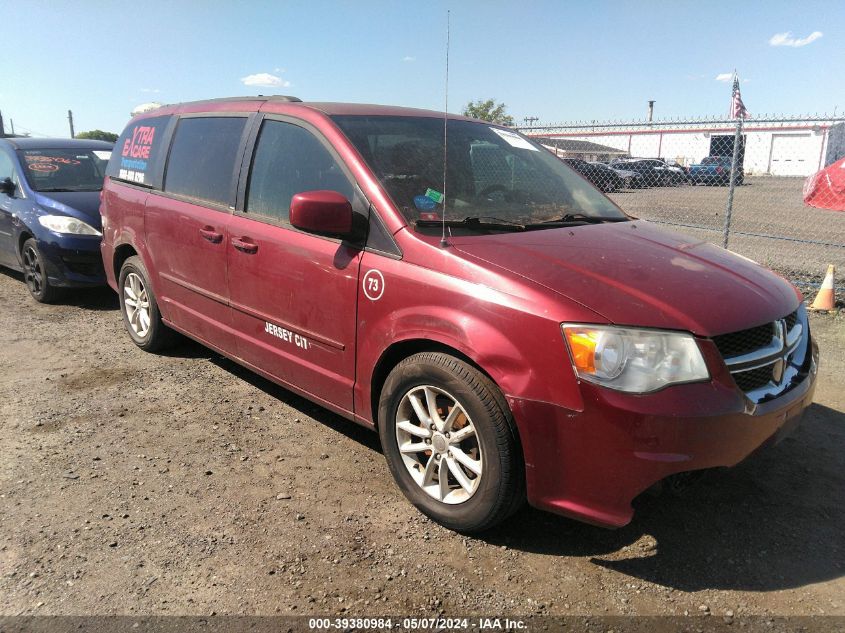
440,9,451,248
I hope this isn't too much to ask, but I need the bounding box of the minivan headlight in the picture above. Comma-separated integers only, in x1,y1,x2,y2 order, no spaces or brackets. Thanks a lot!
38,215,101,236
562,324,709,393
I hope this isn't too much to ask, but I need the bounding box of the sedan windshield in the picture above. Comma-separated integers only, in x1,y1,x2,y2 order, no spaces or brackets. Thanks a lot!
331,116,626,229
18,149,111,192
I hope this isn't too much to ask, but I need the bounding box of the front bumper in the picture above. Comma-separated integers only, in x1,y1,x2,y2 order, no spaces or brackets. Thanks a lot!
511,337,818,528
37,235,106,287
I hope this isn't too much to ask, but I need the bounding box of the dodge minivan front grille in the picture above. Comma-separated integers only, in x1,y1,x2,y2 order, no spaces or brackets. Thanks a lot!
732,364,775,392
712,308,806,402
712,323,776,358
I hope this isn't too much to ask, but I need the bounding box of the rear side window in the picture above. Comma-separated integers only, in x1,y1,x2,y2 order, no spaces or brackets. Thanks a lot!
107,115,170,186
164,117,247,206
245,120,354,223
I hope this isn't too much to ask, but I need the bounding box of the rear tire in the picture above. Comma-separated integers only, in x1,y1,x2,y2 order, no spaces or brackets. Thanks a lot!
118,256,176,352
378,352,524,533
22,238,62,304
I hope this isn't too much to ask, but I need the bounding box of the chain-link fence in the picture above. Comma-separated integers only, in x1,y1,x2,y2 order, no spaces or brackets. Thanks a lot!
516,115,845,294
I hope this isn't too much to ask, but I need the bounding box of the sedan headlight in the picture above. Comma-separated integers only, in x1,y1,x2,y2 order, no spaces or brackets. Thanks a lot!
38,215,101,236
562,324,709,393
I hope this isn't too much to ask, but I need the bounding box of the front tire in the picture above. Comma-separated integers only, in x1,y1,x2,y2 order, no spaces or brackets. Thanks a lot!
378,352,524,533
22,238,61,303
118,256,175,352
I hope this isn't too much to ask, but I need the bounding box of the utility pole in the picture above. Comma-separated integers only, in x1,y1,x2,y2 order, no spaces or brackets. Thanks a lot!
523,116,539,128
0,110,5,137
647,100,655,122
9,120,13,135
68,110,75,138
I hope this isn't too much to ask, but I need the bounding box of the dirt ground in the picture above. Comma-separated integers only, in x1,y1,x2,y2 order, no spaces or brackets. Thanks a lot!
0,268,843,620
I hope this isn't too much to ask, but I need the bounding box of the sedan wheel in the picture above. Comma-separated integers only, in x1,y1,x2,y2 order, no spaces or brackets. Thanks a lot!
21,238,60,303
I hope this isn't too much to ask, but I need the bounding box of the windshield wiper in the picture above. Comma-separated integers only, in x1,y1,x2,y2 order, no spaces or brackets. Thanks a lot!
531,213,629,226
37,187,95,192
416,216,526,231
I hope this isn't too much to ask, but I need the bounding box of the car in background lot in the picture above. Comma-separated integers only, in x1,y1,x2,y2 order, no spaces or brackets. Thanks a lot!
0,138,111,302
594,162,642,188
611,158,676,187
101,97,817,533
560,158,623,192
690,156,744,186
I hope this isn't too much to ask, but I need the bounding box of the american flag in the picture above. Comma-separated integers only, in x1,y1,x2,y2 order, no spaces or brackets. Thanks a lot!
730,74,748,119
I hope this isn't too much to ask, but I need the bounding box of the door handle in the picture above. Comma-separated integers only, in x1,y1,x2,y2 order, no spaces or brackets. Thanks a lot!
199,226,223,244
231,237,258,254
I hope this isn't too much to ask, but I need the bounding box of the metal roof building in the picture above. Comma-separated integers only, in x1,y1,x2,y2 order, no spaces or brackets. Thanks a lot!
521,117,845,176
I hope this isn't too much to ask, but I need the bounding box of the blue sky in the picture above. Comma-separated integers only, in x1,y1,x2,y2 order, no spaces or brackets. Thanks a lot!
2,0,842,137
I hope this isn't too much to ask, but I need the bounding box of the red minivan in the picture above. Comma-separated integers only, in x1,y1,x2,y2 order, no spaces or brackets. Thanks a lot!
101,96,818,532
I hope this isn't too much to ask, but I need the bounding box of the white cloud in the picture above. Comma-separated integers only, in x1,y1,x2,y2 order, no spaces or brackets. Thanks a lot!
402,56,416,62
715,73,733,82
240,72,291,88
769,31,823,47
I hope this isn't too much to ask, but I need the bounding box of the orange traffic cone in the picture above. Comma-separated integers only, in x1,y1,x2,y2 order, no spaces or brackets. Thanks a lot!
809,264,836,311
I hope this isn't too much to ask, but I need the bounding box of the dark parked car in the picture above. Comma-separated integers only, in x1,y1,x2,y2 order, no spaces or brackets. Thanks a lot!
594,162,642,188
0,138,112,302
611,158,676,187
690,156,744,185
561,158,623,192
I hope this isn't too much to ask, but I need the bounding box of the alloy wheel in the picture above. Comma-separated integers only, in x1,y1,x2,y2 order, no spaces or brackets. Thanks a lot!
395,385,483,504
22,245,43,296
123,272,151,338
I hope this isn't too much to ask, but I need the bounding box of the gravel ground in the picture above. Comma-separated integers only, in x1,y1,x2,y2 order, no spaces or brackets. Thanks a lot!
0,268,843,619
608,176,845,292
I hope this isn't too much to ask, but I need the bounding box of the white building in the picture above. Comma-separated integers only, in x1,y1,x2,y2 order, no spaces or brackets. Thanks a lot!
522,118,845,177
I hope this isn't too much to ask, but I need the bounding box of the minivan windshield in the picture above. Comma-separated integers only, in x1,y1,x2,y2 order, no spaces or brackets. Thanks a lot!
18,149,111,192
331,116,626,230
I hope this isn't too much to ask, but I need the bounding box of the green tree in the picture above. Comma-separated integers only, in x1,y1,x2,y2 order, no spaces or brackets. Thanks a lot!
462,99,514,126
75,130,118,143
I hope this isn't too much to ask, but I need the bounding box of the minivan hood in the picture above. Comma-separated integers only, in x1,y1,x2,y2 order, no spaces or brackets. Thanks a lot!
450,221,799,336
33,191,102,230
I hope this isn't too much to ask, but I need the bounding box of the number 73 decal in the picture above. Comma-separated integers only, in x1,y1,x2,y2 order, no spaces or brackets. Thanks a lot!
362,269,385,301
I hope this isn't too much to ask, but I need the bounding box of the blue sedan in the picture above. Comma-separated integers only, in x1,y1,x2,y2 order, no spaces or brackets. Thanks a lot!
0,137,112,302
689,155,744,186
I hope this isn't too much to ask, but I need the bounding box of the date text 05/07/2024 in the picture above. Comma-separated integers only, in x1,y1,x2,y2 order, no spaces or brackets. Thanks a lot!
308,617,527,630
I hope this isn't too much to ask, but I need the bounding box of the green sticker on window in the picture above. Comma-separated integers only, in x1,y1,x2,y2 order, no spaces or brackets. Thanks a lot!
425,188,444,203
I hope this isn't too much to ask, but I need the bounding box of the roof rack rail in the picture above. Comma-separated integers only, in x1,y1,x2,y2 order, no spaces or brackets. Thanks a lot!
197,95,302,104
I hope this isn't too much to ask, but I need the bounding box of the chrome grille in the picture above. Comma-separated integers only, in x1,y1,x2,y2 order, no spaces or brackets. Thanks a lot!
733,365,774,392
712,308,806,401
712,322,776,358
784,310,798,331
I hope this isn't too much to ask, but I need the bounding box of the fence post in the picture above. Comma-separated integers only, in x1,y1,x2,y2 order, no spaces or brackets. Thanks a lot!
722,117,743,248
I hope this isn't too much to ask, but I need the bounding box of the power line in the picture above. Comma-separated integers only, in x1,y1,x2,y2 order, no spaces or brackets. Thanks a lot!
10,124,52,138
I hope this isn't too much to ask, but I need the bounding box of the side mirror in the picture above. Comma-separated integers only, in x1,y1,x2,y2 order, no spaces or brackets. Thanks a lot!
290,190,353,237
0,177,14,197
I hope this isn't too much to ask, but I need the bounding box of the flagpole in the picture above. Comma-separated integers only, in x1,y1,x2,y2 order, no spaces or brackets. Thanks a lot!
722,72,744,249
722,116,742,249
